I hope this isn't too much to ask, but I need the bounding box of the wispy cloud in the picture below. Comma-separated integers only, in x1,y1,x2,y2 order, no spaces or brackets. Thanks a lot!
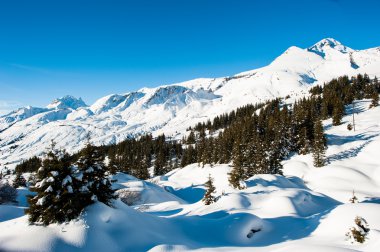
8,63,53,75
0,100,23,116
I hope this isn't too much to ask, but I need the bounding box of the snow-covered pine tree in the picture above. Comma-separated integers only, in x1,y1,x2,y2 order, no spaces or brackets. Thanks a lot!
346,216,370,243
76,142,116,206
202,174,216,205
312,118,326,167
13,172,27,188
26,148,79,225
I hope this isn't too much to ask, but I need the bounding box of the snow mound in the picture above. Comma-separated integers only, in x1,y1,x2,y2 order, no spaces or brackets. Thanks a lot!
0,200,266,251
112,173,185,206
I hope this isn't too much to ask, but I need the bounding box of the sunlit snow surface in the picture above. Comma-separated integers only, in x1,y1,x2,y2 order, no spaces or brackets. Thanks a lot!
1,100,380,251
1,39,380,169
1,39,380,251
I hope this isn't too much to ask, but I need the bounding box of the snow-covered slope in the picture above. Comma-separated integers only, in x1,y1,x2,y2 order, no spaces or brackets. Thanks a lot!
2,99,380,251
1,38,380,169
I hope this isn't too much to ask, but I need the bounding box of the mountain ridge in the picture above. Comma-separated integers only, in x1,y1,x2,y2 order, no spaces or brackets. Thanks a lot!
1,38,380,170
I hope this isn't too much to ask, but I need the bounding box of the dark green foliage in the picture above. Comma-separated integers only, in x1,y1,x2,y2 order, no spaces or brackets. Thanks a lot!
103,133,181,178
15,156,42,173
370,89,379,108
26,144,116,225
202,174,216,205
229,140,246,189
76,142,116,206
25,149,80,225
312,118,326,167
332,99,345,126
0,181,17,204
13,172,27,188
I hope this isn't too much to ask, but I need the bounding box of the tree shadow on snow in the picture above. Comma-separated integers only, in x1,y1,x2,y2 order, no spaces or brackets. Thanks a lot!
250,206,339,247
325,132,379,146
170,185,206,204
362,197,380,204
327,140,373,164
166,205,341,250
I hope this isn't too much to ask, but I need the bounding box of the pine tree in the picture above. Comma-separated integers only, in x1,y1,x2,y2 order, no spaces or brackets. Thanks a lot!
349,190,358,203
346,216,370,243
332,99,344,126
25,148,82,225
13,172,27,188
370,89,379,108
229,140,245,189
312,118,327,167
136,155,150,180
75,142,116,206
202,174,216,205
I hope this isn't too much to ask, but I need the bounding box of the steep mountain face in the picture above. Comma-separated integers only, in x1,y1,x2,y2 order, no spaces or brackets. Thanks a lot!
46,95,87,110
1,38,380,169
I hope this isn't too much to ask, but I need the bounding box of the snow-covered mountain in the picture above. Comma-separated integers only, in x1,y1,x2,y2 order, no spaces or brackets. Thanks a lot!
2,98,380,251
1,38,380,169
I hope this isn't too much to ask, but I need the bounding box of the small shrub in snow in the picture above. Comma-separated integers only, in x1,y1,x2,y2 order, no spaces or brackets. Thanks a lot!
349,190,358,203
346,216,370,244
116,189,142,206
0,181,17,204
202,174,216,205
347,123,353,131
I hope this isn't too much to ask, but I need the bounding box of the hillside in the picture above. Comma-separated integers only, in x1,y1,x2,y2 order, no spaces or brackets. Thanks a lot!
1,98,380,251
1,38,380,170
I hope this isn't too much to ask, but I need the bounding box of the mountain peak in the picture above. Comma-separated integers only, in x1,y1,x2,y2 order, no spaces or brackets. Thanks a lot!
313,38,343,47
47,95,87,110
308,38,352,57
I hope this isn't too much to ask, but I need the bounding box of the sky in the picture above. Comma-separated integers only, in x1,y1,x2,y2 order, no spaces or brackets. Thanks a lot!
1,0,380,114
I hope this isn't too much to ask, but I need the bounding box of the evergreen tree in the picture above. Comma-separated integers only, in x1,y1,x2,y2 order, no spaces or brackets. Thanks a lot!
332,99,344,126
13,172,27,188
25,148,82,225
202,174,216,205
229,140,245,189
136,155,150,180
312,118,326,167
75,142,116,206
370,89,379,108
349,190,358,203
346,216,370,243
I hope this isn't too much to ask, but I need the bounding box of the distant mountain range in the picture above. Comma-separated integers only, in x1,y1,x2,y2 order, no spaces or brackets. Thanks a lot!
1,38,380,169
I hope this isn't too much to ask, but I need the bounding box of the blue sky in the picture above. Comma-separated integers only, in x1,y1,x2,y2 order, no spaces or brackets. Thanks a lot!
1,0,380,113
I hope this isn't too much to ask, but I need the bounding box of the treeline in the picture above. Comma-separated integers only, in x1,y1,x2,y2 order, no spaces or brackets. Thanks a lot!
181,74,379,188
102,134,182,178
15,74,379,188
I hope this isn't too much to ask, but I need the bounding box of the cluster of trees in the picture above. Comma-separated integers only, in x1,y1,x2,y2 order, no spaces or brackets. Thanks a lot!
0,180,17,204
310,74,379,125
14,74,380,190
103,134,182,178
182,74,379,188
4,73,379,224
25,142,115,225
